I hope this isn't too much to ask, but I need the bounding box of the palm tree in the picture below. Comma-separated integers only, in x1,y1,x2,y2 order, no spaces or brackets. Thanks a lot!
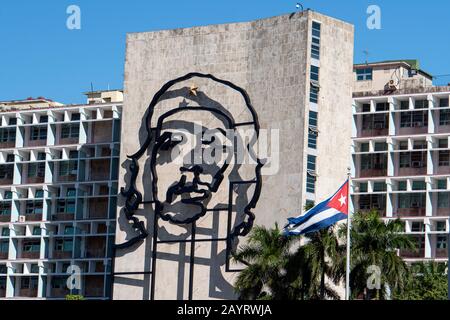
300,227,342,300
232,223,295,300
338,210,415,300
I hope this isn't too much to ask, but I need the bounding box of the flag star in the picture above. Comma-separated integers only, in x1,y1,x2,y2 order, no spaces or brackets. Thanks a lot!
338,194,347,207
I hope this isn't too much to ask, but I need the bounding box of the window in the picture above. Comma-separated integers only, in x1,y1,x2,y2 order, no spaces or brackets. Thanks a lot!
362,104,371,113
358,194,386,211
6,154,14,163
400,111,428,128
310,66,319,81
439,150,450,166
439,139,448,149
398,193,425,209
307,155,316,171
0,165,13,180
439,110,450,126
61,124,80,139
359,183,368,193
309,111,318,127
8,118,17,126
360,143,369,152
412,181,426,191
55,239,73,252
437,180,447,190
437,236,447,249
4,191,12,200
374,142,387,152
0,202,11,216
28,163,45,178
30,264,39,273
37,152,46,161
71,113,81,121
438,193,449,208
23,241,40,252
308,129,318,149
32,227,41,236
376,102,389,112
413,141,427,150
399,141,409,150
30,126,47,141
400,101,410,110
306,174,316,194
311,21,321,60
57,199,76,214
0,265,7,274
59,161,78,177
411,222,424,232
436,221,446,232
64,226,75,235
356,68,373,81
360,154,387,170
0,241,8,253
35,190,44,198
440,98,449,108
1,228,9,237
310,85,319,103
25,201,43,215
362,114,388,131
51,277,66,289
39,115,48,123
397,181,407,191
399,152,427,168
373,182,386,192
414,99,428,109
69,150,78,159
0,128,16,143
66,188,76,197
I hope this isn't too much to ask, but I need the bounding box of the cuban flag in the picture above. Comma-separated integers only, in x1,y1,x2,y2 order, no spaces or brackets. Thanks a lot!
283,181,349,236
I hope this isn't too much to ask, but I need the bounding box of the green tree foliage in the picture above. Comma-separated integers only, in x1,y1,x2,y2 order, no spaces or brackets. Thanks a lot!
394,262,448,300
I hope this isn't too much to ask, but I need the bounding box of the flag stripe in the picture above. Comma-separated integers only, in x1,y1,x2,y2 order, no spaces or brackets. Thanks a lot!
285,207,340,235
292,212,347,235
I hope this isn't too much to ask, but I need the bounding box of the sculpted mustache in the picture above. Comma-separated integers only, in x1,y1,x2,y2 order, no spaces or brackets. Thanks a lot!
165,175,212,204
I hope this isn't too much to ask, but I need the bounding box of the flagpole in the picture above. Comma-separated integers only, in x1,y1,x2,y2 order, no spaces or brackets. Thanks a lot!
345,170,351,301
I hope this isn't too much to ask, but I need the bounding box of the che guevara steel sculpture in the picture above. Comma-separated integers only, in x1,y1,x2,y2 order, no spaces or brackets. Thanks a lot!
114,73,264,299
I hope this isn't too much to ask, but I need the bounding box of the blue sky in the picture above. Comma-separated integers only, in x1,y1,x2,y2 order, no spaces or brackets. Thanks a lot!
0,0,449,104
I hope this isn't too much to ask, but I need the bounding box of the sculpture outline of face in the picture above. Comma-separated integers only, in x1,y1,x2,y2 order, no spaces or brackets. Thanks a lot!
116,73,264,250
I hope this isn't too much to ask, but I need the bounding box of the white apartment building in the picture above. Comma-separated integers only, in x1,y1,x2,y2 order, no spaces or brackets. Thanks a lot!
351,60,450,263
0,90,122,299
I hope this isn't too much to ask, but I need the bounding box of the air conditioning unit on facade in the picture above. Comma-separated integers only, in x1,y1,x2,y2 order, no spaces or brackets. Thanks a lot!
18,215,26,223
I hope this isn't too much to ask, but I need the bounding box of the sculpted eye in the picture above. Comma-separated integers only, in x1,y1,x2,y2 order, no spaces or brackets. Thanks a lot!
159,133,184,151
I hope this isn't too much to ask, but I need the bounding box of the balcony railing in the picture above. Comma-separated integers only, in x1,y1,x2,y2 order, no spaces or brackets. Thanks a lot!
395,208,426,217
0,288,6,298
24,214,43,222
437,208,450,217
50,288,70,298
359,128,389,138
52,213,75,221
435,248,448,258
17,288,38,298
398,167,427,176
400,249,425,258
0,215,10,223
359,168,387,178
52,251,72,259
19,252,40,260
0,141,15,149
0,252,8,260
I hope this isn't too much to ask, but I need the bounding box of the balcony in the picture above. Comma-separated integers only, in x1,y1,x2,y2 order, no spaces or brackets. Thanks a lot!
84,276,104,297
24,214,43,222
0,141,15,149
436,248,448,258
395,207,426,217
400,249,425,259
17,288,38,298
52,213,75,221
90,122,112,143
359,168,387,178
50,288,70,298
19,252,40,260
87,198,108,219
52,251,72,259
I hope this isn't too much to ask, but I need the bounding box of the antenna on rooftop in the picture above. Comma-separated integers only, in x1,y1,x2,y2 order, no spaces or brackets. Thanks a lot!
90,82,94,93
296,2,303,11
363,50,370,64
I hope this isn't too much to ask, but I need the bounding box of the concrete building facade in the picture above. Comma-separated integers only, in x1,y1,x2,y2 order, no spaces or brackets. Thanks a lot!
113,10,354,300
351,60,450,263
0,91,123,299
